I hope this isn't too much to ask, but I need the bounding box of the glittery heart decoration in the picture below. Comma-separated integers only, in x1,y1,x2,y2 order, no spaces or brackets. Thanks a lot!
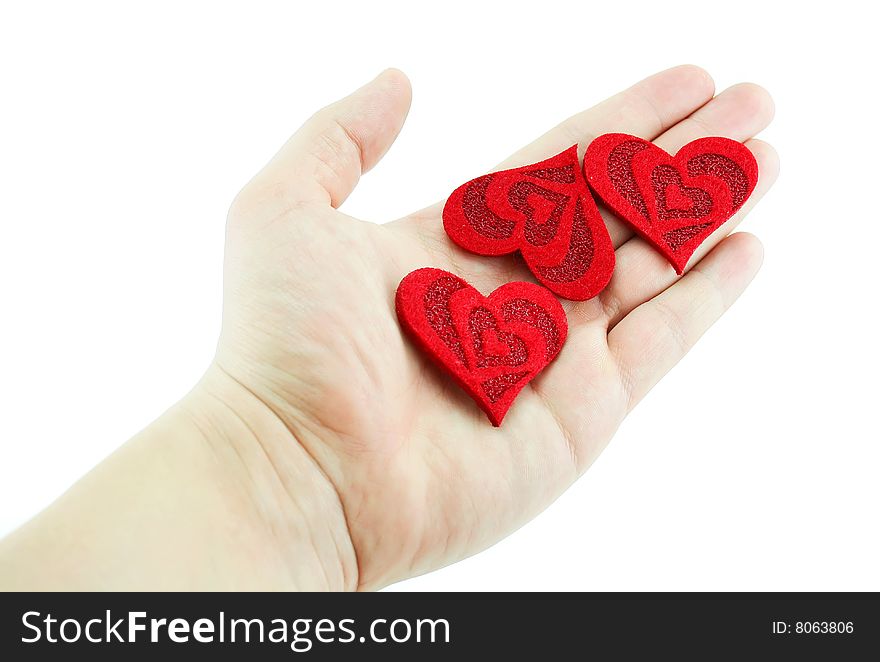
396,268,568,426
442,146,614,301
584,134,758,274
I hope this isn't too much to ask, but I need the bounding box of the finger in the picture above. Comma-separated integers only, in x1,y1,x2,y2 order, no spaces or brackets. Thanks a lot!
497,65,715,169
608,232,764,412
598,139,779,329
654,83,775,154
391,66,714,266
238,69,412,210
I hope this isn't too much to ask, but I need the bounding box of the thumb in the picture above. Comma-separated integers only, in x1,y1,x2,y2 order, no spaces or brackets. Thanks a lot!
252,69,412,209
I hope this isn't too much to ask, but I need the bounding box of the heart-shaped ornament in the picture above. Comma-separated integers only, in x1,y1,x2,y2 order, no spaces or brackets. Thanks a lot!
442,146,614,301
396,268,568,426
584,134,758,273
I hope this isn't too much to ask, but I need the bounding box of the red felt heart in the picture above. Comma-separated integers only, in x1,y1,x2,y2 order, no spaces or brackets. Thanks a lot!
583,134,758,274
396,268,568,426
442,146,614,301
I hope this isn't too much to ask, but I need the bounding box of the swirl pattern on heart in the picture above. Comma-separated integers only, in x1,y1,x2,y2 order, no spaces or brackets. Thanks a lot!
442,146,615,301
396,268,568,426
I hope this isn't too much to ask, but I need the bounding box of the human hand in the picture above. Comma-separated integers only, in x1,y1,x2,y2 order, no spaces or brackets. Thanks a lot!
206,65,777,590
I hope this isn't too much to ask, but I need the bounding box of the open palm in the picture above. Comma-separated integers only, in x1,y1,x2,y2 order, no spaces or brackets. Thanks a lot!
214,66,777,590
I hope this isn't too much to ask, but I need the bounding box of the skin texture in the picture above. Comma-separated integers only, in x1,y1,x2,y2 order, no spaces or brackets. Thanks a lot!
0,66,777,591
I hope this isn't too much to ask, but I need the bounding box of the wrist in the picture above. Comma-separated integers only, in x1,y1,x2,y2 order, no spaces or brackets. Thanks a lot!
0,364,358,591
182,363,359,591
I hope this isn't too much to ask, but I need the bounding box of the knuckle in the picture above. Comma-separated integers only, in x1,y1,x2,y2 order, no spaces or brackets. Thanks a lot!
559,114,597,148
227,177,283,223
227,183,262,224
651,299,691,356
690,267,727,316
307,117,363,180
226,176,318,229
613,350,638,412
623,88,665,137
598,286,623,326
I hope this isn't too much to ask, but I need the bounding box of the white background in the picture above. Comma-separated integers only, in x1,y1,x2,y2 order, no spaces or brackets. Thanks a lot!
1,1,877,591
